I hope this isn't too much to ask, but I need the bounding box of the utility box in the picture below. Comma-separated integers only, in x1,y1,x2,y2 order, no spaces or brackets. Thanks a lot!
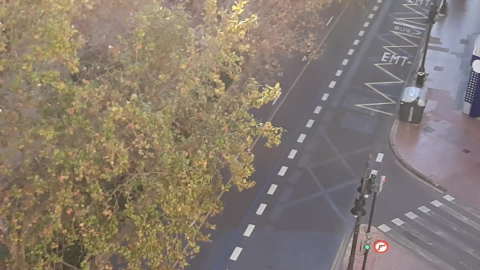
399,86,427,124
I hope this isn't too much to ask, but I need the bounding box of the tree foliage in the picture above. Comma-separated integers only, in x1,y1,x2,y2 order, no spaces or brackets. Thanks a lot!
0,0,335,269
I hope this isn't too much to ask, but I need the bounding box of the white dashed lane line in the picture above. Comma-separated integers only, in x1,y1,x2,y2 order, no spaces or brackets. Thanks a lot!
306,119,315,128
353,39,360,46
278,166,288,176
373,5,379,11
329,81,336,88
336,70,343,76
314,106,322,114
443,195,455,201
347,49,354,55
342,59,349,65
364,22,370,27
431,200,443,207
230,247,243,261
256,203,267,215
376,153,384,162
359,30,365,36
321,93,329,101
288,149,297,159
419,206,431,213
243,224,255,237
326,16,334,26
267,184,278,195
368,13,374,19
297,134,306,143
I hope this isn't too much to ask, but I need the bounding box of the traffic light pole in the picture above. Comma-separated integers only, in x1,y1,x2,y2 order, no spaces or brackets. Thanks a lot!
361,189,378,270
346,163,371,270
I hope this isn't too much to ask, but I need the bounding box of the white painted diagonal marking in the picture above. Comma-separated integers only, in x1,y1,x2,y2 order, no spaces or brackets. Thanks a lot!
256,203,267,215
297,134,306,143
278,166,288,176
329,81,336,88
243,224,255,237
336,70,343,76
443,194,455,201
314,106,322,114
306,119,314,128
405,211,418,219
267,184,278,195
378,224,391,232
392,218,405,226
288,149,297,159
230,247,243,261
418,206,431,213
376,153,384,162
431,200,443,207
322,93,329,101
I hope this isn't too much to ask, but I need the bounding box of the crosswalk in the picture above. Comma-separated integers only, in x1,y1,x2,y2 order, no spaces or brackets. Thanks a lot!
377,195,480,270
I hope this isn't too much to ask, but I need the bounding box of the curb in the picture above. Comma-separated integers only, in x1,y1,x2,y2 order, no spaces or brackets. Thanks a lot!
388,119,448,193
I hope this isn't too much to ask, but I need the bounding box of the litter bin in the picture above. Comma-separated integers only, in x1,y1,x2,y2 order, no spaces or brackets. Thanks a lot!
399,86,427,124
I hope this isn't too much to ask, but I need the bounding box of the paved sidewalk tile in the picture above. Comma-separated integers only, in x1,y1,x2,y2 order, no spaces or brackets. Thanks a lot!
342,224,436,270
390,0,480,209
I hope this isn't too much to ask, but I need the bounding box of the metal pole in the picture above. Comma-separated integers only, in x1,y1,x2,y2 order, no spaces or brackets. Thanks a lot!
438,0,447,16
361,191,378,270
416,3,437,87
347,215,362,270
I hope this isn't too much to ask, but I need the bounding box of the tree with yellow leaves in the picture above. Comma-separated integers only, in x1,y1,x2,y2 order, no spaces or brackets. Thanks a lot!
0,0,282,269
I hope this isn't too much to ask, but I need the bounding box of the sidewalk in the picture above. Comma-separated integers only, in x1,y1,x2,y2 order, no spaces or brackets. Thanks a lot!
341,225,436,270
390,0,480,209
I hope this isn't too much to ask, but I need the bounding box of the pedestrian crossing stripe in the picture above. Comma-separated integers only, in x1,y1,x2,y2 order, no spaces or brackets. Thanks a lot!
377,196,480,270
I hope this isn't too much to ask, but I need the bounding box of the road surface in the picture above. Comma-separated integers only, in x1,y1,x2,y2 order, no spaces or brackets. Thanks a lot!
186,1,480,270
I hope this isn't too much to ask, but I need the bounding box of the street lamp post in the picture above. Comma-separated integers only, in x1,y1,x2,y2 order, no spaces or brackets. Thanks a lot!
416,2,438,87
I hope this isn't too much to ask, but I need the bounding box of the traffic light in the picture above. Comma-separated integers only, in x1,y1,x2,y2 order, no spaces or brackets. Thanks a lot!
360,233,373,254
350,197,367,217
365,175,376,195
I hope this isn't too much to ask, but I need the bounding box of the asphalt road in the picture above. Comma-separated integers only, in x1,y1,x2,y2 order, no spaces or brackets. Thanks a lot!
186,1,480,270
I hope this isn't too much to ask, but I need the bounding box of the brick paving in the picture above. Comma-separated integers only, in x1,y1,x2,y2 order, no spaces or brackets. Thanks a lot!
390,0,480,209
342,224,436,270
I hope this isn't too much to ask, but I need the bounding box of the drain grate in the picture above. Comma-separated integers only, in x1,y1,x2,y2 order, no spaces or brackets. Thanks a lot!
423,126,435,133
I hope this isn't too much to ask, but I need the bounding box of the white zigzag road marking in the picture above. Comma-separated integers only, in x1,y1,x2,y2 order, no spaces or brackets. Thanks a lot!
355,3,427,115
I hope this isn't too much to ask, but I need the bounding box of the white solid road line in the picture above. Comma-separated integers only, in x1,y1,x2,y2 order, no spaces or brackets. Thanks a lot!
297,134,306,143
321,93,329,101
256,203,267,215
267,184,278,195
272,94,281,105
376,153,384,162
243,224,255,237
288,149,297,159
230,247,243,261
278,166,288,176
326,16,334,26
314,106,322,114
306,119,314,128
